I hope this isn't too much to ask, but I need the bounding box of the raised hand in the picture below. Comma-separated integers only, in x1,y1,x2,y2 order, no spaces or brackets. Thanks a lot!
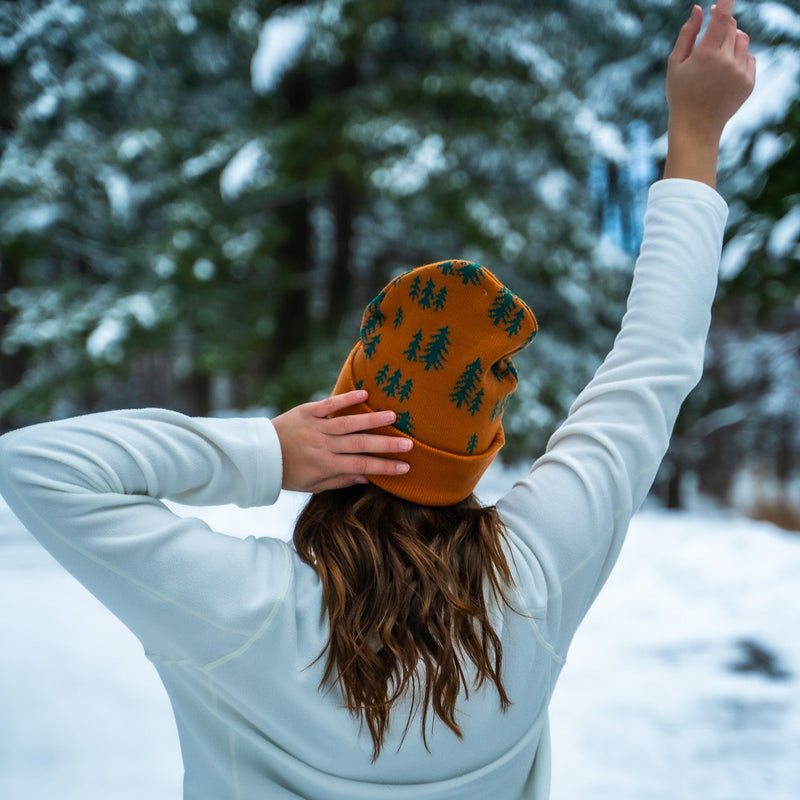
272,390,413,493
664,1,756,186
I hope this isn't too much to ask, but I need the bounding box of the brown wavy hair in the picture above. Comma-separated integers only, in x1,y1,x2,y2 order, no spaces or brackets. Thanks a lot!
292,483,515,761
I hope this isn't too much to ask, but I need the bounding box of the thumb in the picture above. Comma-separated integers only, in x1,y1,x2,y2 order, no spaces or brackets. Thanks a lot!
670,5,703,63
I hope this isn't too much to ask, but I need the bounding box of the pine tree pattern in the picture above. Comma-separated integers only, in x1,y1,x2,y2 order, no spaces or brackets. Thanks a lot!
355,379,365,391
394,305,404,329
468,388,484,416
422,326,451,371
382,369,403,398
409,275,422,301
438,261,454,275
433,287,447,311
449,358,483,408
398,379,413,402
455,262,484,286
395,411,415,435
418,277,436,309
363,333,381,359
504,308,525,338
490,396,509,421
467,433,479,454
404,329,423,362
488,288,517,327
375,363,390,386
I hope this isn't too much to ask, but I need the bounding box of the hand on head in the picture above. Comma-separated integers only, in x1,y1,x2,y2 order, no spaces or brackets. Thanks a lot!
667,1,756,144
272,390,412,493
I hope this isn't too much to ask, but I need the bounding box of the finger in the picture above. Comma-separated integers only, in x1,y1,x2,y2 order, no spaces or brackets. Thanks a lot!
734,28,750,60
330,432,413,455
324,409,397,435
721,15,739,52
338,454,410,477
311,390,368,419
713,0,734,17
670,5,703,63
704,2,735,49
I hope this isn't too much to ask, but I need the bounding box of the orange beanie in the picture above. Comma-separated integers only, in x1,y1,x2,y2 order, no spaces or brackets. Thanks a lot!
333,259,537,506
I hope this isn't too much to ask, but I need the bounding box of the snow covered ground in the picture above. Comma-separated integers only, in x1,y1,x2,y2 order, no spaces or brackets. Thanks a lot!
1,464,799,800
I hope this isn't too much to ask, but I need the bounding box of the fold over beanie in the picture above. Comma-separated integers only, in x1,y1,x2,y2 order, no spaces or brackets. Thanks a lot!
333,259,537,506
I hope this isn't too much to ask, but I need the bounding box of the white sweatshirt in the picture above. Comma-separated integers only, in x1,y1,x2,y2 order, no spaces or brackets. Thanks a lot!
0,179,728,799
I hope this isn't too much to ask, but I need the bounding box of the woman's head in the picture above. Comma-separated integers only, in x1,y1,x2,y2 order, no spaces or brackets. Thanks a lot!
331,260,537,505
293,482,516,760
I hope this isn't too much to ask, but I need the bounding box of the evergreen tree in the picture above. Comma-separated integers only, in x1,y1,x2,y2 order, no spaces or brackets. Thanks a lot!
467,432,479,454
395,410,414,435
398,378,413,402
375,363,390,386
393,305,404,329
449,358,483,408
404,329,423,362
363,333,380,359
408,275,422,302
488,289,516,326
422,326,451,371
433,287,448,311
382,368,403,398
504,309,526,338
418,277,436,309
468,388,484,416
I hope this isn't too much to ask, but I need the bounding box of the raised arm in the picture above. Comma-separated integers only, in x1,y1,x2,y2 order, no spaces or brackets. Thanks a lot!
498,2,755,657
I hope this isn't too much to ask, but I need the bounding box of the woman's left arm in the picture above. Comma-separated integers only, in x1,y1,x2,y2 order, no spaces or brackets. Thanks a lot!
0,400,407,661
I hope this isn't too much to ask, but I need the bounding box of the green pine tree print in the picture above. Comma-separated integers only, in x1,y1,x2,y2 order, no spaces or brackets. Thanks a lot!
433,287,448,311
438,261,454,275
488,288,516,326
394,305,404,329
455,262,484,286
355,379,365,391
467,433,479,454
409,275,422,301
422,326,451,371
449,358,483,408
419,277,436,309
490,396,508,421
468,388,484,416
395,411,415,435
375,363,390,386
399,379,413,402
382,369,403,398
504,308,525,337
363,333,381,359
404,329,423,362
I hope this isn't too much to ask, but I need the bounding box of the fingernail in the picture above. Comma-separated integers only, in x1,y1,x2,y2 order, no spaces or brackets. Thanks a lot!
357,390,368,400
397,463,410,473
398,439,413,451
381,411,395,424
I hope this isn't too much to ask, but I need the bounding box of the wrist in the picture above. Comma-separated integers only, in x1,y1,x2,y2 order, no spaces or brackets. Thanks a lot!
663,125,720,189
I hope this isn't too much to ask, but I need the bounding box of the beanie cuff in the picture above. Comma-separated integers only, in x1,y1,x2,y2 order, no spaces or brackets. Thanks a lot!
333,343,503,506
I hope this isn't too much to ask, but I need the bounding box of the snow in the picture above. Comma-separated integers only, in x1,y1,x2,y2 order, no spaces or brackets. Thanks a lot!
1,462,799,799
251,10,311,96
757,2,800,38
768,205,800,259
86,316,126,361
219,140,266,202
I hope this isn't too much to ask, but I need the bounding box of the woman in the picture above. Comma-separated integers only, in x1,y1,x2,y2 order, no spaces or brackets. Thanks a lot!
0,4,755,798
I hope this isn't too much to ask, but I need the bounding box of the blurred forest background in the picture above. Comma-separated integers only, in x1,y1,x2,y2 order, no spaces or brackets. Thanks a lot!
1,0,799,521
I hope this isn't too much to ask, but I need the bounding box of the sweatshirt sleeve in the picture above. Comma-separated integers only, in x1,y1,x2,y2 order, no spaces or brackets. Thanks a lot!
497,179,728,659
0,408,292,664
